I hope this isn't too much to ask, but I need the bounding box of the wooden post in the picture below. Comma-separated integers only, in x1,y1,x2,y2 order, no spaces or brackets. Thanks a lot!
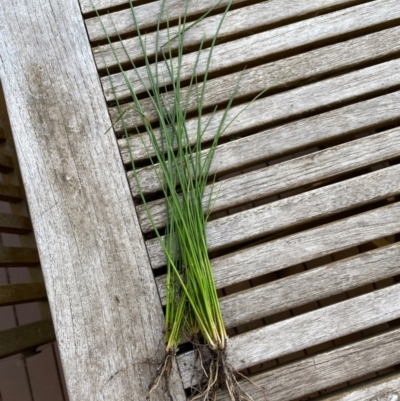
0,1,185,400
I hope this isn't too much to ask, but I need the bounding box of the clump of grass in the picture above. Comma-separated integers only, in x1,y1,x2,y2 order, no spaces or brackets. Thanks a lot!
94,1,269,399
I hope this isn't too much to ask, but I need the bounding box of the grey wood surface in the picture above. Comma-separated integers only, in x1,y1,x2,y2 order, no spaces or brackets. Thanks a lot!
156,201,400,291
155,177,400,301
216,328,400,400
118,26,400,162
146,129,400,268
178,283,400,388
85,0,247,41
94,0,361,70
80,0,141,14
159,241,400,324
138,124,400,233
109,23,400,136
103,0,399,101
0,1,185,400
209,201,400,288
127,58,400,197
319,372,400,400
220,242,400,329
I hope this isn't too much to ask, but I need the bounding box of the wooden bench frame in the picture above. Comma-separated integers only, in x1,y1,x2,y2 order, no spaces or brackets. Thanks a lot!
1,1,400,400
0,1,185,400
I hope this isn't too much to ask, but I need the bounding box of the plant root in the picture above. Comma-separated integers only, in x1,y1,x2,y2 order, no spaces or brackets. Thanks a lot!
190,347,255,401
147,350,175,401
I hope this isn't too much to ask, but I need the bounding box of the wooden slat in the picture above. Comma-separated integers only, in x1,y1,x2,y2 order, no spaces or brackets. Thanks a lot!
94,0,363,70
103,0,400,100
228,280,400,371
85,0,248,41
155,201,400,295
81,0,142,14
0,151,14,173
0,212,32,234
149,162,400,267
215,328,400,401
132,120,400,200
157,223,400,308
0,319,55,358
220,242,400,329
318,371,400,401
194,165,400,252
138,127,400,232
178,283,400,388
120,66,400,166
0,247,40,267
146,131,400,268
0,282,47,306
208,202,400,289
0,1,185,400
118,26,400,157
125,57,400,190
0,182,24,203
0,126,5,142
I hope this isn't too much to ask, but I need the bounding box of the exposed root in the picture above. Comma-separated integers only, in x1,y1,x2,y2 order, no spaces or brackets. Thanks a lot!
147,350,175,401
190,346,257,401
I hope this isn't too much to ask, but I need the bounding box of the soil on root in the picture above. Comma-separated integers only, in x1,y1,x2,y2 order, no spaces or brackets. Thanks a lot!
147,344,264,400
189,346,256,401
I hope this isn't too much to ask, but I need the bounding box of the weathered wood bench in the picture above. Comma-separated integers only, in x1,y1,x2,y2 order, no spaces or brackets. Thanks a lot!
1,0,400,400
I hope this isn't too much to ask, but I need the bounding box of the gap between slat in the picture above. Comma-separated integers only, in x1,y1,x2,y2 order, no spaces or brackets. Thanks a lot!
94,0,366,70
102,0,400,101
113,24,400,135
137,92,400,233
178,283,400,387
129,60,400,197
146,128,400,268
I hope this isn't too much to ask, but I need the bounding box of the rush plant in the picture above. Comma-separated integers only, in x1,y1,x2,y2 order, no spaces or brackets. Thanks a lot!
94,1,269,398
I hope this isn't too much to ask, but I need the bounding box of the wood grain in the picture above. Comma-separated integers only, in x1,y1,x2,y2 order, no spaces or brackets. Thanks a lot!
154,159,400,281
155,201,400,296
85,0,248,41
0,1,185,400
81,0,142,14
0,212,32,234
158,239,400,310
318,371,400,400
0,319,55,358
0,247,40,267
208,202,400,289
103,0,400,100
146,130,400,268
215,328,400,400
219,242,400,329
157,187,400,300
114,23,400,134
179,283,400,387
94,0,362,70
124,57,400,186
0,282,47,306
118,27,400,162
132,116,400,199
137,125,400,232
